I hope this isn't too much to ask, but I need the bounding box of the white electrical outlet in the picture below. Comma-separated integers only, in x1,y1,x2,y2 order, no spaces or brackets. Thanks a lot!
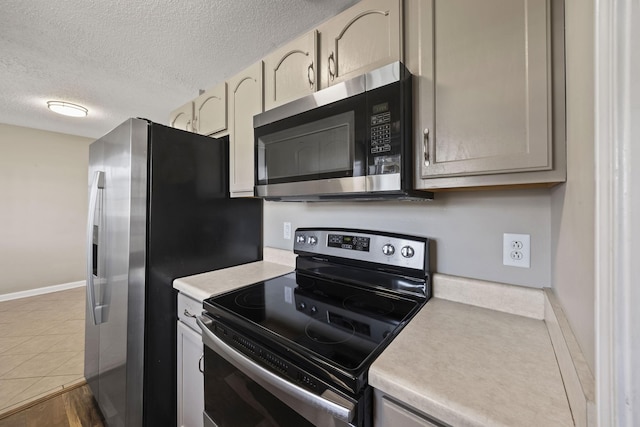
283,222,292,240
503,233,530,268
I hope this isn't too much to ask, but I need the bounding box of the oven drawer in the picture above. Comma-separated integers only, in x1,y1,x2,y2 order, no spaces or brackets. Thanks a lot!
178,292,201,332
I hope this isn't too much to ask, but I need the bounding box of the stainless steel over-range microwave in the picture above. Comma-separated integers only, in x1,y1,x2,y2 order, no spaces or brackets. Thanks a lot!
253,62,433,201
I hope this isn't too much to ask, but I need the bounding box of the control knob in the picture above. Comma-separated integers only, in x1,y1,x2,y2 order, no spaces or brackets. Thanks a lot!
401,246,415,258
307,236,318,245
296,235,306,244
382,244,395,256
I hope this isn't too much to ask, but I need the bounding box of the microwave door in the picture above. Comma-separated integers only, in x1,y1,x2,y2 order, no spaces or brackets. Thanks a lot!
256,111,364,198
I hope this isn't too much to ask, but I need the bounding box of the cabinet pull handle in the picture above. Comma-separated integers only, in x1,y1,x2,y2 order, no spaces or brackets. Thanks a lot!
191,116,198,133
307,63,315,88
183,309,196,318
198,354,204,374
328,52,336,81
423,128,430,166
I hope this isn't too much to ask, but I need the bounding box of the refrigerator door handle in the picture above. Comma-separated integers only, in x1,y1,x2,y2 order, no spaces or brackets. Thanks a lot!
86,170,104,326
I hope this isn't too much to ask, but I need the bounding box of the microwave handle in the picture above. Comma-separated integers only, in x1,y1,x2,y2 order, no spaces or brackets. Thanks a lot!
423,128,431,166
197,316,355,423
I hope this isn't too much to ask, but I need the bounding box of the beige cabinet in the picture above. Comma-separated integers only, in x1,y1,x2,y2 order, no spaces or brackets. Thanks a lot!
193,82,227,136
264,0,403,107
264,31,318,110
169,101,194,132
406,0,565,190
318,0,402,88
374,391,444,427
228,62,263,197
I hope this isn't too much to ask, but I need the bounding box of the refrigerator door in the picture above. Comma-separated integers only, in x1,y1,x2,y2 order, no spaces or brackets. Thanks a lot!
85,119,148,427
87,118,263,427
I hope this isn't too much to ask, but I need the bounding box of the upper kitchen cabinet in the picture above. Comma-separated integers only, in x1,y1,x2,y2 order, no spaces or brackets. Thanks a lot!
192,82,227,136
264,31,318,110
406,0,566,190
228,61,263,197
169,101,193,132
318,0,402,89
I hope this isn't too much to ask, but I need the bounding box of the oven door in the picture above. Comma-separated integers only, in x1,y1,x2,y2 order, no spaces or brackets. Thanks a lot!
197,316,358,427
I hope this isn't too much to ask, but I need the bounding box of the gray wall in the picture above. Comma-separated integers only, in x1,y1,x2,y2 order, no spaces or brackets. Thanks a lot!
264,188,552,288
0,123,92,295
550,0,596,372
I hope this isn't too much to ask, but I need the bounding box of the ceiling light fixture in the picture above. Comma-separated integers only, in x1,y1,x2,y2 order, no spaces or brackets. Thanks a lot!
46,101,88,117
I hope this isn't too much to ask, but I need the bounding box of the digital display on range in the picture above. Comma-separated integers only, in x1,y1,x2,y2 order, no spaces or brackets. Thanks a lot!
327,234,370,252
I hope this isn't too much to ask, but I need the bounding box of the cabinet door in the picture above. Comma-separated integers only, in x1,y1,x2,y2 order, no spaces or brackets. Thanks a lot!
193,82,227,136
264,31,317,110
414,0,551,181
319,0,401,88
169,101,194,132
177,321,204,427
228,62,263,197
375,393,445,427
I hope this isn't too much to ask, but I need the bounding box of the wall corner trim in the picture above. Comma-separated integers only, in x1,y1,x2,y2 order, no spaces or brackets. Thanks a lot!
544,288,596,427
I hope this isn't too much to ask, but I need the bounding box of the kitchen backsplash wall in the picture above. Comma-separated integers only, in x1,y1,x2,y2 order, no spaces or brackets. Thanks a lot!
264,188,552,288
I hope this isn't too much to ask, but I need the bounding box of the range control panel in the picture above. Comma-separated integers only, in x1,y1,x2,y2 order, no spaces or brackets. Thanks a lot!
327,234,370,252
293,228,428,271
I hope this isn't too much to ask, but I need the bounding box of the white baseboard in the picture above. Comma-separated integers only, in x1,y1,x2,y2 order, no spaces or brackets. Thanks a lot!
0,280,85,302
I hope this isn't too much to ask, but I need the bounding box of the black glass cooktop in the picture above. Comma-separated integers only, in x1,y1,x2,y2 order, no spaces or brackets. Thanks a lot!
204,271,421,372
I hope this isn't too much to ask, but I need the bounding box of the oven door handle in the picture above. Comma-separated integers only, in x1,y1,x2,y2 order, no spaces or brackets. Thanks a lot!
197,316,355,423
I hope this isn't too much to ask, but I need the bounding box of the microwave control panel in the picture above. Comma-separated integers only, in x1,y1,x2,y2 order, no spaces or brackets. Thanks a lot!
366,77,408,177
370,102,391,154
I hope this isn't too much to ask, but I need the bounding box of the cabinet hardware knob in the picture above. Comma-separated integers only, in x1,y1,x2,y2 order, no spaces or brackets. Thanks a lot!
328,52,336,81
198,354,204,374
307,63,315,88
423,128,430,166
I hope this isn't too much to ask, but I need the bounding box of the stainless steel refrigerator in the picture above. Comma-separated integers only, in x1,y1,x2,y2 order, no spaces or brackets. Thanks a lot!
85,118,262,426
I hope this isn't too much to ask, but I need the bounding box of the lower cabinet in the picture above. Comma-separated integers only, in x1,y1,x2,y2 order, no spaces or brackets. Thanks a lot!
374,390,448,427
177,320,204,427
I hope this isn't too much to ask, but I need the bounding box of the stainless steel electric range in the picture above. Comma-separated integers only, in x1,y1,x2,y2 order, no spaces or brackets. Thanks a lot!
197,228,431,427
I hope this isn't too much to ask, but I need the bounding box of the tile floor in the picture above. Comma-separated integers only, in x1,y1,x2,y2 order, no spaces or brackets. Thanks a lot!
0,287,85,416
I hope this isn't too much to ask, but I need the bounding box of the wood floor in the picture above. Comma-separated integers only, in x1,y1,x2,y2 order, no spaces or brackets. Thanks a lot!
0,384,104,427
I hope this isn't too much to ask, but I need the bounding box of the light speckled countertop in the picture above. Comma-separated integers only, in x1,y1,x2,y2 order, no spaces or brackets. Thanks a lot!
174,247,295,302
174,253,574,427
370,297,573,427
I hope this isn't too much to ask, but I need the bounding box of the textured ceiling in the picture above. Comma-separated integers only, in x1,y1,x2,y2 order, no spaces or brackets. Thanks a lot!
0,0,359,139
